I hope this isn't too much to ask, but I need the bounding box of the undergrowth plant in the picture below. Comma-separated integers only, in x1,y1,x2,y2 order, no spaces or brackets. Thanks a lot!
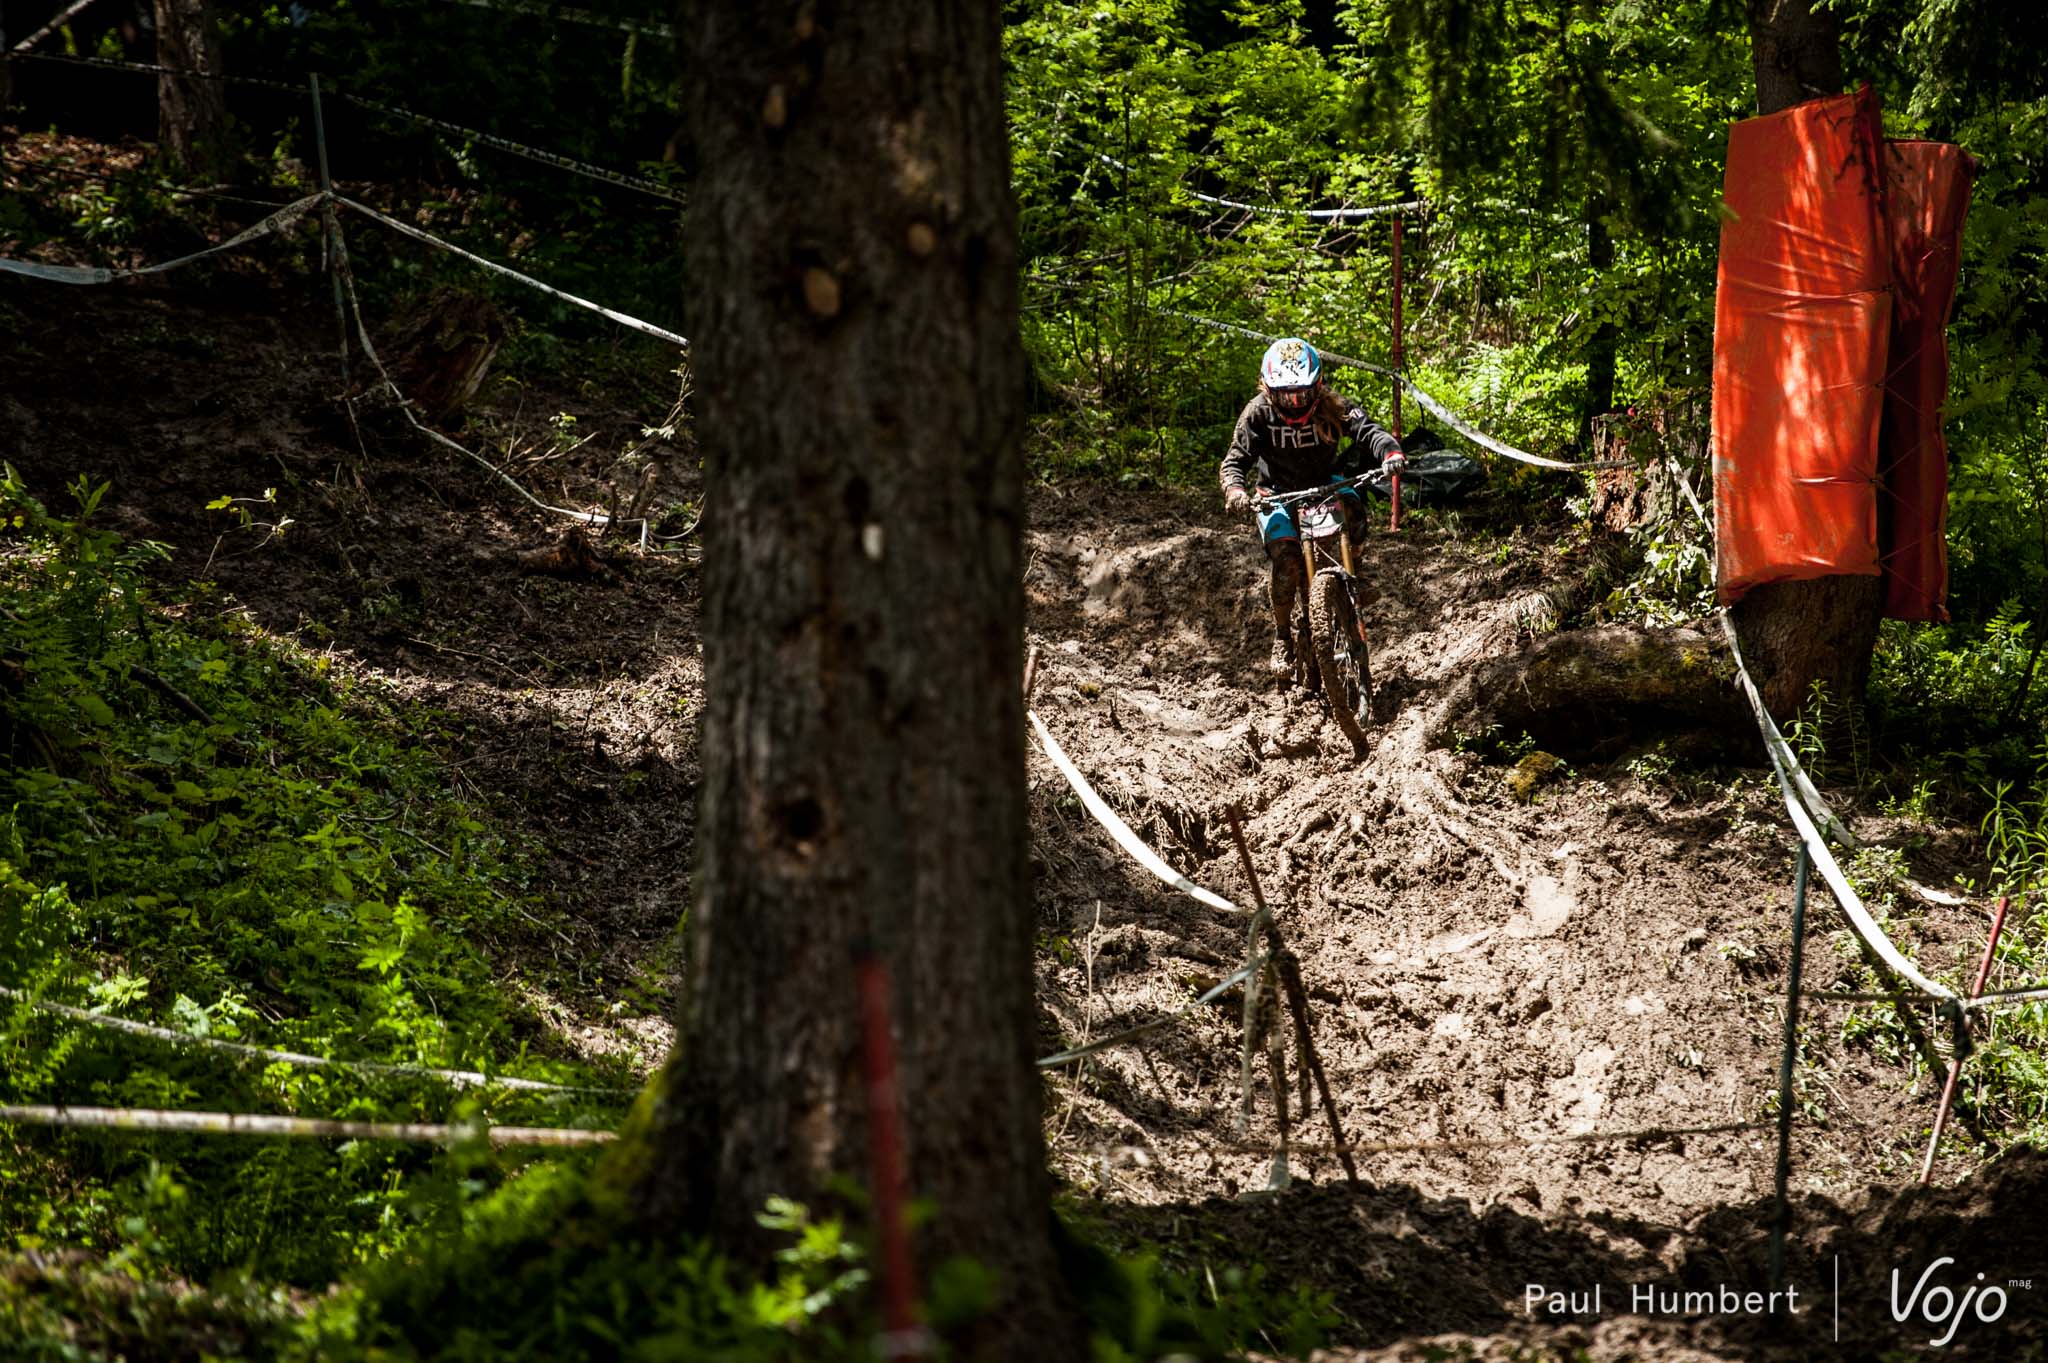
0,468,629,1290
1970,742,2048,1143
1832,734,2048,1148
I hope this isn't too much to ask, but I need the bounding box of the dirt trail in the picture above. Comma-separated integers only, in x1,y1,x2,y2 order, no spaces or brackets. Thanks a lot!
4,243,2039,1358
1021,490,2044,1357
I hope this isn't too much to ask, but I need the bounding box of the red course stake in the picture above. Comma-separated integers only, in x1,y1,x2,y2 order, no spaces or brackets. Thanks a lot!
1917,895,2012,1184
1389,215,1405,533
856,948,931,1358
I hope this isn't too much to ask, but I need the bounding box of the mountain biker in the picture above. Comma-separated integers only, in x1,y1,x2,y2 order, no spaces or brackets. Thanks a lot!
1221,337,1406,677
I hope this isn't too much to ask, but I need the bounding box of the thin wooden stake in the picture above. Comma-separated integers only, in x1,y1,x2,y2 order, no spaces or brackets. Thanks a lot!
308,74,350,384
1223,805,1361,1187
1769,844,1811,1291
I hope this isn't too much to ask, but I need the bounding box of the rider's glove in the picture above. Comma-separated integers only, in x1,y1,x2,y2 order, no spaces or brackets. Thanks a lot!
1224,485,1252,514
1381,450,1407,475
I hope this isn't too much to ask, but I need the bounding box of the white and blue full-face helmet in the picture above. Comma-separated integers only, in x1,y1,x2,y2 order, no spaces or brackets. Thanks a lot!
1260,337,1322,422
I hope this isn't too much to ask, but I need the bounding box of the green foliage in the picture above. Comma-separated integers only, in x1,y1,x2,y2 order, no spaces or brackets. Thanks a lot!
297,1168,874,1362
1872,605,2047,797
0,469,627,1291
1450,723,1537,763
1005,0,1751,496
1082,1254,1339,1363
0,1251,298,1362
1835,737,2048,1145
1597,527,1714,626
292,1170,1332,1363
1984,738,2048,900
1053,1208,1339,1363
1784,680,1872,791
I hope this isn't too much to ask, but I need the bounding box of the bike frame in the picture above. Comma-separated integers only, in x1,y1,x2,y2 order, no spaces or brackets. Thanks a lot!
1256,474,1377,642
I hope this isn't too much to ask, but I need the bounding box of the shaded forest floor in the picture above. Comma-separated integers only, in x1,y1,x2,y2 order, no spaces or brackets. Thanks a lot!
2,178,2043,1360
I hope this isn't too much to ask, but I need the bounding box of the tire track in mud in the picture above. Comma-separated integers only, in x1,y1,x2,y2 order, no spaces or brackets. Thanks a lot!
1022,487,2046,1359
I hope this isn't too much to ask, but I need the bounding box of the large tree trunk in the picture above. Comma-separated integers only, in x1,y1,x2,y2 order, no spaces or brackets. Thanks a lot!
622,3,1081,1358
154,0,227,175
1747,0,1844,114
1736,0,1876,720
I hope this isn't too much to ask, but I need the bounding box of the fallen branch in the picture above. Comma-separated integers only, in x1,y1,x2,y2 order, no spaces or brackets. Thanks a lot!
0,1103,615,1146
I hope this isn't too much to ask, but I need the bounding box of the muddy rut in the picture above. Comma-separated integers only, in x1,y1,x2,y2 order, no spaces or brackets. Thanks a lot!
1022,492,2044,1359
3,268,2040,1360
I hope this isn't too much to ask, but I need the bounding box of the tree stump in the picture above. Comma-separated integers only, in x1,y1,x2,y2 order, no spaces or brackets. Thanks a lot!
1586,408,1688,536
384,288,507,424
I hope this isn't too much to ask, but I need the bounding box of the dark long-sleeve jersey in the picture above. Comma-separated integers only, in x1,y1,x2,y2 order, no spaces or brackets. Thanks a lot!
1219,391,1402,495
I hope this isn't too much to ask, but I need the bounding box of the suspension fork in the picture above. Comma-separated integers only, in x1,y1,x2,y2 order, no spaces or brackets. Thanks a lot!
1330,529,1371,648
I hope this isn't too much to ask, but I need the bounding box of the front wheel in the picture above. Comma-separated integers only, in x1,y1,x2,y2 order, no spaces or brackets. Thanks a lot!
1308,570,1372,756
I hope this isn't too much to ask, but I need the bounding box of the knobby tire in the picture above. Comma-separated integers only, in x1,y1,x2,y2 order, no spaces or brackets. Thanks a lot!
1308,570,1371,756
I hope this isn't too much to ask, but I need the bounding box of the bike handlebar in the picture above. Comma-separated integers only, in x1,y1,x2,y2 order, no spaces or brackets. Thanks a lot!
1250,469,1392,511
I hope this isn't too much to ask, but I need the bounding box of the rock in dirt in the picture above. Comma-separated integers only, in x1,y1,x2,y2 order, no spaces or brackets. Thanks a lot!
1508,874,1576,937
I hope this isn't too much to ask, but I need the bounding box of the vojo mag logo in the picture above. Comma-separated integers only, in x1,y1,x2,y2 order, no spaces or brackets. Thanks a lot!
1889,1256,2026,1347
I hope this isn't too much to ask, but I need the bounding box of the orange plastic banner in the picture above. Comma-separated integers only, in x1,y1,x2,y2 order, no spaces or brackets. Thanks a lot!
1713,88,1892,604
1878,140,1976,622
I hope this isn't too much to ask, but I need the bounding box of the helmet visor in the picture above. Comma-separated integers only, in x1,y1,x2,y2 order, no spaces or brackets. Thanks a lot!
1271,384,1316,416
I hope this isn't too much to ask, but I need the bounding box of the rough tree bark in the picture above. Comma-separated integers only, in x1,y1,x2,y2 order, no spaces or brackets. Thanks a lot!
153,0,227,176
1736,0,1884,719
1748,0,1844,114
618,3,1082,1358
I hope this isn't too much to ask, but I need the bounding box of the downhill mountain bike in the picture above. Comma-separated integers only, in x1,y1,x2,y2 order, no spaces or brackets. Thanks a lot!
1254,473,1382,757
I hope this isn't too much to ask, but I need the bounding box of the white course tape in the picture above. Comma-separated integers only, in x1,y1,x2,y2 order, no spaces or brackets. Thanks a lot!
430,0,672,38
15,51,306,93
0,985,625,1095
12,51,684,205
9,0,104,53
1092,155,1422,221
334,245,638,531
335,195,688,349
1394,371,1609,471
1667,455,1714,531
1717,615,1957,1003
1974,983,2048,1009
0,1103,615,1146
1160,309,1620,473
1028,710,1239,914
1715,611,1857,847
1037,962,1257,1068
338,90,686,205
0,194,322,284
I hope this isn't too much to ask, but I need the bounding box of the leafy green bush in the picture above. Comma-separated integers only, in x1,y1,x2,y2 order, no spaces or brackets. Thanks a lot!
0,469,628,1290
294,1164,1336,1363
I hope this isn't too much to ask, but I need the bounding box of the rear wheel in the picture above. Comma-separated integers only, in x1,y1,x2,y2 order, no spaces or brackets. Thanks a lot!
1308,570,1372,755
